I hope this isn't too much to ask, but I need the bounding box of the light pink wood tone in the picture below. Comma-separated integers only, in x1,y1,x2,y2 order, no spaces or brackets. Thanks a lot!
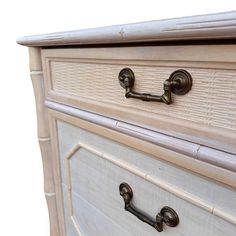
48,109,236,189
29,47,61,236
42,45,236,154
48,116,66,236
62,140,236,226
17,11,236,47
197,147,236,172
30,72,49,139
45,100,236,173
29,47,43,71
19,13,236,235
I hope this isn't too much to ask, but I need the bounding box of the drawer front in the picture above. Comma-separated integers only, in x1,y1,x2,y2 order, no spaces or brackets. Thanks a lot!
42,46,236,154
56,120,236,236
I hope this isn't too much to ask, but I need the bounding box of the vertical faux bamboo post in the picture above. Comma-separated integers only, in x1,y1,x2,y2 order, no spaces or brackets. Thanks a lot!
29,47,60,236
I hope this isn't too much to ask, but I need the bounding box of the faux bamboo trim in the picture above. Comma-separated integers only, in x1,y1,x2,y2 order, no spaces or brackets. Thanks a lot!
29,47,60,236
64,142,236,226
45,100,236,173
17,11,236,47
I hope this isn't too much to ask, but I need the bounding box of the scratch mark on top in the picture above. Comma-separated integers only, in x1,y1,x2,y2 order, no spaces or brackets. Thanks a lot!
119,27,125,39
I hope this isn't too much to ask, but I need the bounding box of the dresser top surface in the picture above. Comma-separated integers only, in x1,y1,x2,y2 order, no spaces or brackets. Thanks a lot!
17,11,236,47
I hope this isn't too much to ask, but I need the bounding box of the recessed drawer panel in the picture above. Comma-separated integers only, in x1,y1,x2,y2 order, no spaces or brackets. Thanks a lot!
42,46,236,153
57,121,236,236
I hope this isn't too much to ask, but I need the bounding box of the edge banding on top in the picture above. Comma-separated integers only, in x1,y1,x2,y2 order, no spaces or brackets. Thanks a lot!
17,11,236,47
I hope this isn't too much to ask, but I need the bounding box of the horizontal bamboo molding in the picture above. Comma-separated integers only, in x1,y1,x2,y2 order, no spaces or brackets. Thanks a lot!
17,11,236,46
45,100,236,173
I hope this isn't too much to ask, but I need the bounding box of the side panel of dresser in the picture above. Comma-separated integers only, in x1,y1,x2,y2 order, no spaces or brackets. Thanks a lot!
29,47,65,236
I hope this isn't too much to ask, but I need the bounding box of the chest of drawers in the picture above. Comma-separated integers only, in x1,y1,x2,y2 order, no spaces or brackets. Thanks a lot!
18,11,236,236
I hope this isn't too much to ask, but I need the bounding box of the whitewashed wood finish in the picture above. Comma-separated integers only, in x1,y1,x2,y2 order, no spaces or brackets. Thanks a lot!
42,45,236,154
17,11,236,46
21,13,236,236
45,100,199,158
61,184,130,236
29,47,61,236
49,108,236,189
57,121,236,236
197,147,236,171
45,100,236,173
61,184,81,236
48,116,67,236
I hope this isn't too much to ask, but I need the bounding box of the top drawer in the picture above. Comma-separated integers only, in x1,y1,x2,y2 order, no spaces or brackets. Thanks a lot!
42,45,236,153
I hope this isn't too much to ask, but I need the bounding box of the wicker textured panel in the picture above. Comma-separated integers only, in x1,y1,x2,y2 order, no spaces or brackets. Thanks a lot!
50,61,236,131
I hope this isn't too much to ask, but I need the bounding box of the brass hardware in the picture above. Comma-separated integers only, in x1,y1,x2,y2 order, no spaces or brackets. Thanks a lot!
118,68,192,104
119,182,179,232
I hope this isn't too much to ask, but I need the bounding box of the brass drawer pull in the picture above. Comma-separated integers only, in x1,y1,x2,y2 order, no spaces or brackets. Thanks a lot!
119,182,179,232
118,68,192,104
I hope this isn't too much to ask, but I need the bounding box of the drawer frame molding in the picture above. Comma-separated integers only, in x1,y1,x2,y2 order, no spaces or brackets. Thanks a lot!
63,140,236,226
42,46,236,154
46,100,236,174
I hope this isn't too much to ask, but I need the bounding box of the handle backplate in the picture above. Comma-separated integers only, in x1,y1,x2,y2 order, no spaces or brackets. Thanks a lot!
118,68,192,104
119,182,179,232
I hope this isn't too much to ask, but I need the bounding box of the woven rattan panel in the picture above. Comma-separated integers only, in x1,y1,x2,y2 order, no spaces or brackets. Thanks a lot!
50,61,236,131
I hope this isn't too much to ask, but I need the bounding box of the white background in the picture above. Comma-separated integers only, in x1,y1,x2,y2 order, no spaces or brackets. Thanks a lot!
0,1,236,235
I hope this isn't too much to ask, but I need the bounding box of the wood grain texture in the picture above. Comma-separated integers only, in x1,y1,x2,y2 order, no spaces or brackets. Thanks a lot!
57,121,236,235
61,184,128,236
61,184,81,236
42,45,236,154
17,11,236,46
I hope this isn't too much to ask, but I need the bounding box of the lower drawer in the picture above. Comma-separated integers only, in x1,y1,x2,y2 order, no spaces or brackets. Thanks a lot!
56,121,236,236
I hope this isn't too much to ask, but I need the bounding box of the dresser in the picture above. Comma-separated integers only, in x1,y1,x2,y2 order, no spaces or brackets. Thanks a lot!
17,11,236,236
